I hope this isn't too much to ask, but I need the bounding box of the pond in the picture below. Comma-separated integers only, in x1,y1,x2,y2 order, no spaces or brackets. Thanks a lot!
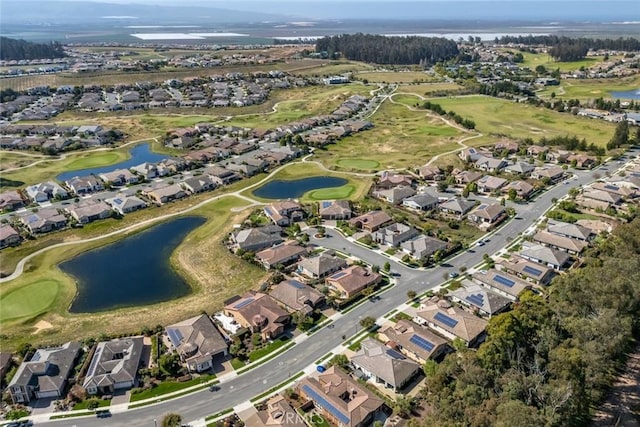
610,89,640,100
253,176,348,199
56,143,171,182
61,216,205,313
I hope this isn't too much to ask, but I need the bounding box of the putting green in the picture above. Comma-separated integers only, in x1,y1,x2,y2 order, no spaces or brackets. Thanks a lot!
65,152,122,170
335,159,380,170
307,184,356,200
0,280,60,322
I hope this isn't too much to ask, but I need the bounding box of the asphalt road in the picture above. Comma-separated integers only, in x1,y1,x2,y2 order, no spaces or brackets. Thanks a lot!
35,157,626,427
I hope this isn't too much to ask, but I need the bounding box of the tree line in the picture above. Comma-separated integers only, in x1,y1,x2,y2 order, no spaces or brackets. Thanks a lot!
421,100,475,129
315,33,458,65
0,37,66,61
421,218,640,427
494,35,640,52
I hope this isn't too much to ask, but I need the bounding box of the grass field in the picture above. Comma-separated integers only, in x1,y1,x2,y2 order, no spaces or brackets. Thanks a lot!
307,184,357,200
355,71,442,84
434,95,616,146
0,280,60,322
335,159,380,170
314,101,466,170
508,51,619,73
394,82,465,96
537,74,640,101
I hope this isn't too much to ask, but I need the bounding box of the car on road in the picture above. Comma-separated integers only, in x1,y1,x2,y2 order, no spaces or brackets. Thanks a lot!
476,241,485,246
96,410,111,418
369,295,381,302
448,272,459,279
209,385,220,392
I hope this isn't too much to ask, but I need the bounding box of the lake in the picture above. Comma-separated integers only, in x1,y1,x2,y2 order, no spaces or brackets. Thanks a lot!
253,176,348,199
610,89,640,100
61,216,205,313
56,143,170,182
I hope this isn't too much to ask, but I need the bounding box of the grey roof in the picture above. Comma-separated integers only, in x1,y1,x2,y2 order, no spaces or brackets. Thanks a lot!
269,279,325,311
401,235,448,259
472,269,532,299
547,220,593,241
350,338,420,389
402,193,438,208
449,283,512,315
519,244,571,267
380,320,448,361
440,198,476,214
9,342,80,395
83,337,143,389
532,230,588,253
232,226,283,250
505,162,535,174
166,314,227,365
297,252,347,277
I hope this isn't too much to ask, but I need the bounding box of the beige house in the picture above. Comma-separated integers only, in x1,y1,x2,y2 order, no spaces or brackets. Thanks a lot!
224,292,290,340
379,320,450,363
165,314,228,373
325,266,381,300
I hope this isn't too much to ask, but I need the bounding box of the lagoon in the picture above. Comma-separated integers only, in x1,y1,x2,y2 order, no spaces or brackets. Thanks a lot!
610,89,640,100
61,216,204,313
56,143,170,182
253,176,348,199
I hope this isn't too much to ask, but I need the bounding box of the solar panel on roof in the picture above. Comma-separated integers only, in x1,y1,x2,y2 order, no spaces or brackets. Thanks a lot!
321,201,331,208
302,384,350,425
87,347,102,376
493,274,516,288
385,348,406,359
434,312,458,328
523,265,543,276
289,280,305,289
330,272,347,280
466,293,485,307
264,207,272,215
604,184,618,191
30,351,42,362
234,298,254,309
167,328,183,346
114,198,122,204
409,334,435,352
478,204,487,209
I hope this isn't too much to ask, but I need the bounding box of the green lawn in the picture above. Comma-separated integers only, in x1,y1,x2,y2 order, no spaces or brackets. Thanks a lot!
231,358,246,370
307,184,356,200
434,95,616,146
0,279,60,322
73,398,111,410
512,50,615,73
64,152,122,169
248,337,291,362
355,71,442,83
129,374,216,402
335,159,380,170
537,74,640,101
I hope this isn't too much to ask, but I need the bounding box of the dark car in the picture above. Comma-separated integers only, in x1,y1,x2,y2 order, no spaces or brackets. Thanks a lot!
209,385,220,392
96,410,111,418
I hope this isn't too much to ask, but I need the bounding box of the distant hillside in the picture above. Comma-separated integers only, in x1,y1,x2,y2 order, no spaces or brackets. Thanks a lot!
0,37,66,60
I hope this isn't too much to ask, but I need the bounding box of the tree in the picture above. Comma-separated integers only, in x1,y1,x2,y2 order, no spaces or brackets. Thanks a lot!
359,316,377,330
328,354,349,368
394,395,415,418
158,352,182,377
162,413,182,427
508,188,517,201
383,261,391,272
85,398,100,410
437,181,448,192
407,290,417,300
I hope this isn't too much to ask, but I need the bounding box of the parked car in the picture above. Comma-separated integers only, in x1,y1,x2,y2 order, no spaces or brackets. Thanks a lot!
448,272,459,279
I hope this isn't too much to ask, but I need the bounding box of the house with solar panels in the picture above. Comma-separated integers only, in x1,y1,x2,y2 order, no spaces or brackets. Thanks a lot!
498,256,555,285
19,207,68,234
350,338,421,392
105,193,148,215
448,283,512,318
414,303,488,347
223,292,290,341
83,337,144,395
519,243,572,271
298,366,385,427
8,342,80,404
379,320,450,363
245,394,307,427
269,279,325,315
319,200,352,220
471,269,532,301
165,314,228,373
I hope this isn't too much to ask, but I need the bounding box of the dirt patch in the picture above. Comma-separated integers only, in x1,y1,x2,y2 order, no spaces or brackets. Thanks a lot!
32,320,53,334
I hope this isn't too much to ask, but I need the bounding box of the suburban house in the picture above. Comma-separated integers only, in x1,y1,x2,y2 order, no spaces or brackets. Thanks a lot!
502,180,535,199
26,181,68,203
531,167,564,183
414,303,488,347
474,156,508,172
468,203,506,228
373,223,419,247
401,235,448,261
379,320,450,363
298,366,384,427
204,166,241,186
165,314,228,373
105,194,147,215
0,190,25,211
296,252,347,279
325,265,381,300
547,220,594,242
591,182,637,199
182,175,217,194
493,140,519,154
255,241,307,269
231,225,283,252
145,184,187,205
20,207,67,234
526,145,548,157
349,211,393,233
504,162,535,177
319,200,352,220
83,337,144,395
472,269,532,301
418,165,444,181
263,200,305,226
269,279,325,314
130,163,158,180
532,230,588,255
99,169,139,186
439,198,476,219
8,342,80,404
0,224,21,248
581,189,622,206
567,154,596,169
459,147,491,163
449,283,512,317
223,292,290,340
519,243,571,271
454,170,483,186
65,175,104,195
0,353,12,385
245,394,307,427
402,193,438,211
67,200,113,224
377,171,413,189
498,256,555,285
350,338,421,391
476,175,508,194
373,186,416,205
